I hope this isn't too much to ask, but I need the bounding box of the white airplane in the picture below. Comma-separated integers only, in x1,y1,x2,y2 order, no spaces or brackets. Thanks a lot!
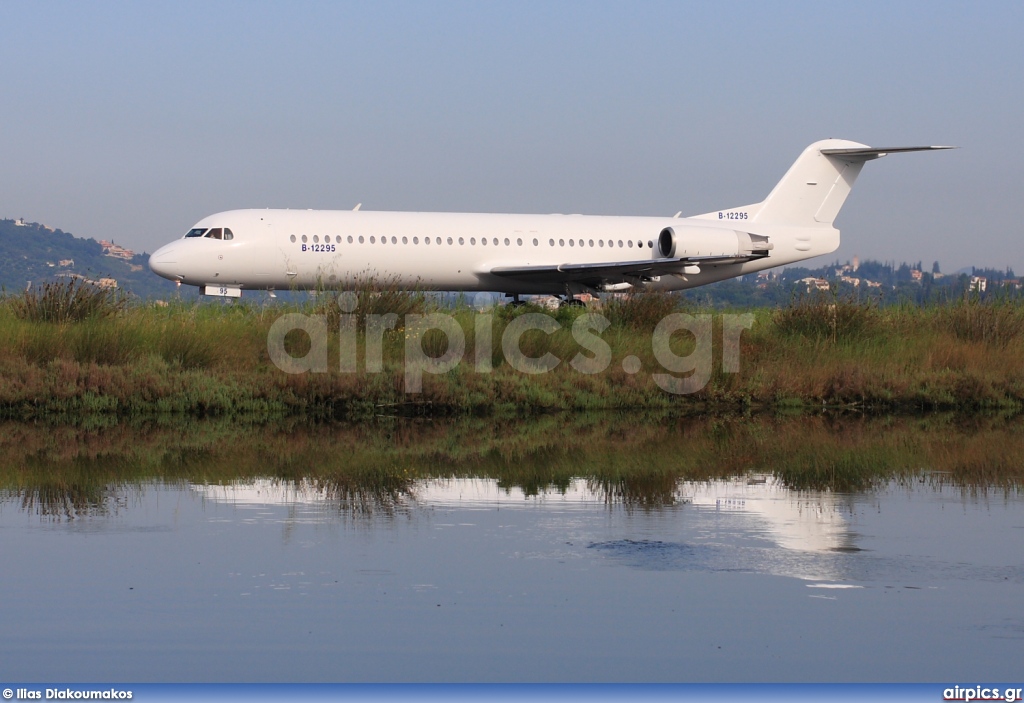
148,139,952,302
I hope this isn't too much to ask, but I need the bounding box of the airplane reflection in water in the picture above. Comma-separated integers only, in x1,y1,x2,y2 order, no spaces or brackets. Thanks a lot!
685,475,851,554
192,476,854,578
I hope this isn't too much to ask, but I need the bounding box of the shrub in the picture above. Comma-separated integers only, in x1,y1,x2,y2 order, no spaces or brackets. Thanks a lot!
603,289,683,331
10,279,128,324
772,289,880,342
934,298,1024,347
307,276,427,329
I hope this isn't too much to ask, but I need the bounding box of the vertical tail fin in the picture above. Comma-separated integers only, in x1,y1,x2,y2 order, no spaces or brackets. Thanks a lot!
695,140,955,227
755,139,868,226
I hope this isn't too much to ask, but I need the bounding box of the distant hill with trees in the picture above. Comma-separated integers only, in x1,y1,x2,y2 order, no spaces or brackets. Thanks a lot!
0,218,181,299
678,258,1020,308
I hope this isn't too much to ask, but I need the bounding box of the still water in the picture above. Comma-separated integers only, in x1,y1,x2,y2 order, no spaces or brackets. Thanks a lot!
1,414,1022,682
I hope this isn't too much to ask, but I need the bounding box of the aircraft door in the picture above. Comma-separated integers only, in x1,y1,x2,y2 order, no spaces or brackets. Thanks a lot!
248,218,275,287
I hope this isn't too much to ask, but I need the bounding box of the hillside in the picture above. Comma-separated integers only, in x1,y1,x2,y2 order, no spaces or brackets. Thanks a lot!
0,218,181,299
679,259,1019,308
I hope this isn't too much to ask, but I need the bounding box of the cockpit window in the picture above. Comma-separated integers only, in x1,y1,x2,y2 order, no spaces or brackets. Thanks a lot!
223,228,234,240
205,228,223,239
185,228,207,238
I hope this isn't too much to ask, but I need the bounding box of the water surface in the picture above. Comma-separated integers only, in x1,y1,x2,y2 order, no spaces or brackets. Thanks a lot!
1,414,1022,682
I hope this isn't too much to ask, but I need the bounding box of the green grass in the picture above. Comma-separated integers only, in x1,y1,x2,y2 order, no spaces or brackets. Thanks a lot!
0,288,1020,418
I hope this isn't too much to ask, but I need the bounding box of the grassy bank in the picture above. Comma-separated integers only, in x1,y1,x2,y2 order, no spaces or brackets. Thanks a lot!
0,281,1022,418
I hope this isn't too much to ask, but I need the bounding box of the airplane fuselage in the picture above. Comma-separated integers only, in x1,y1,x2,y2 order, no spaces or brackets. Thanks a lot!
148,208,834,295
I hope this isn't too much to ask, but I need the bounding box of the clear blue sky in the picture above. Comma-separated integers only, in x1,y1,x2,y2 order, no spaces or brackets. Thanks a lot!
2,1,1021,273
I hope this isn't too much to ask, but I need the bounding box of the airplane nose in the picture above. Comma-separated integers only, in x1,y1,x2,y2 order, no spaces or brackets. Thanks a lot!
149,243,182,280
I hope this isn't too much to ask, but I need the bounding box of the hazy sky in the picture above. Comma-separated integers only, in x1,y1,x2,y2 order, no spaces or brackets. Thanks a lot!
2,1,1021,273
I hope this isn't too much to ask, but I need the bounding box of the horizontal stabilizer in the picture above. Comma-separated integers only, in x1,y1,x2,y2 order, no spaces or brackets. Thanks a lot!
819,145,957,161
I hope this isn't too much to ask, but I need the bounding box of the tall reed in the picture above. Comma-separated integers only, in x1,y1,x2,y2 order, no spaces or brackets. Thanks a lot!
771,289,881,342
305,276,428,329
603,289,684,331
934,296,1024,346
9,278,128,324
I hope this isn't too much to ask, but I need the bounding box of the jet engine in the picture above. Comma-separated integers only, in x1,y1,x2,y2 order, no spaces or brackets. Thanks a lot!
658,226,772,259
658,227,677,258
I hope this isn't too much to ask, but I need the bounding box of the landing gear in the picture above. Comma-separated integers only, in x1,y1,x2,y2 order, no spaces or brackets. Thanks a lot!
506,294,527,308
559,284,589,308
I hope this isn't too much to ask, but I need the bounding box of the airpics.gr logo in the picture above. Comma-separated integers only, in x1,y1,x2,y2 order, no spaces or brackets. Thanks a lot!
943,686,1024,702
265,293,754,395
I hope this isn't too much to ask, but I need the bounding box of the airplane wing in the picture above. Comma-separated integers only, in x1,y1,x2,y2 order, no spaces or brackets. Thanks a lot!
489,253,762,288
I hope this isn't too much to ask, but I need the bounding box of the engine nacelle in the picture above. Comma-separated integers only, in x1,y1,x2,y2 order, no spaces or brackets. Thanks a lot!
658,226,772,259
658,227,678,258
